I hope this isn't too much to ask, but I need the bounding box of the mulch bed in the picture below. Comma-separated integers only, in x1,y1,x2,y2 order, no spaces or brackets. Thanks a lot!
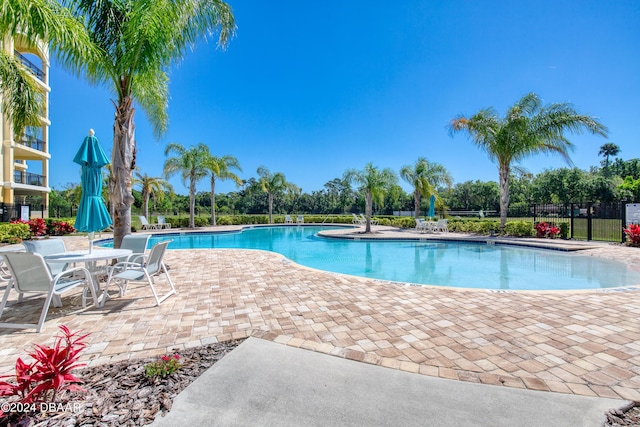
0,339,243,427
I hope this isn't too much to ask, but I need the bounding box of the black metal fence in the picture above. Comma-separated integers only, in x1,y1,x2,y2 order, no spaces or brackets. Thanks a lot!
508,202,625,243
0,203,46,222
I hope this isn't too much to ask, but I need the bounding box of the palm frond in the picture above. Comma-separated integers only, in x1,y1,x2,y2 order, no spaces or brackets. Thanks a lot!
0,50,44,136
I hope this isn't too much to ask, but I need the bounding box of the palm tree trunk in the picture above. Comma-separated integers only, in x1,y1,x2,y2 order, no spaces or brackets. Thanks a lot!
189,176,196,228
143,194,149,219
365,191,372,233
499,165,510,233
211,178,217,226
110,96,136,248
414,190,421,219
268,193,273,224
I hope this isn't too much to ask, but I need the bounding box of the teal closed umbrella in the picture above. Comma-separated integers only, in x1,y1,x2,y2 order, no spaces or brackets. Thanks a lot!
427,194,436,218
73,129,112,252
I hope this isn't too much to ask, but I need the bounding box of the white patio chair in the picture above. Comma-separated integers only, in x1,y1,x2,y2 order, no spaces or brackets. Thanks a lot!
138,216,158,230
296,215,304,224
415,218,427,233
104,240,176,306
157,216,171,229
284,215,293,224
0,252,97,333
23,239,68,276
435,219,449,233
117,234,150,264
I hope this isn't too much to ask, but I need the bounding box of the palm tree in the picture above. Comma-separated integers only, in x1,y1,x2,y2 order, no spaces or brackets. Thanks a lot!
344,163,397,233
163,143,210,228
134,172,173,219
0,51,44,137
1,0,92,136
205,155,242,226
598,143,620,174
257,166,288,224
3,0,235,247
450,93,608,231
400,157,452,219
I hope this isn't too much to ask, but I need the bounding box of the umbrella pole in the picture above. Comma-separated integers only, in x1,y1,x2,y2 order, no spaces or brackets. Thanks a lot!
88,232,94,253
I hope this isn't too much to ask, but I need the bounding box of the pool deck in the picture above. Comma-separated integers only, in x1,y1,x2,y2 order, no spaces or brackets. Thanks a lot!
1,225,639,403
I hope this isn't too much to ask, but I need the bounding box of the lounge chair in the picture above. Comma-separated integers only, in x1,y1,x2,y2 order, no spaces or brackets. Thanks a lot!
296,215,304,224
138,216,158,230
0,252,97,332
104,240,176,306
157,216,171,229
284,215,293,224
352,213,365,226
360,214,379,226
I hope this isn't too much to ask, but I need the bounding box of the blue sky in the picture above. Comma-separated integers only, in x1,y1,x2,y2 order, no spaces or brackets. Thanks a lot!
48,0,640,195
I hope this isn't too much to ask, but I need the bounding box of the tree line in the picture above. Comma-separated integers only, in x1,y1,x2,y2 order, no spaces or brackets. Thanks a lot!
50,151,639,224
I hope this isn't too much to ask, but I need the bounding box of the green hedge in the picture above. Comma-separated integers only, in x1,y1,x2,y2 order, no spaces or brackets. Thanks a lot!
503,221,534,237
0,223,31,244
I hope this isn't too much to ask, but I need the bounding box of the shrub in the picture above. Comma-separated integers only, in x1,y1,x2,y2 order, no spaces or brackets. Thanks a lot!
446,219,499,235
504,221,534,237
144,354,182,379
558,222,569,239
535,222,560,238
0,223,31,244
11,218,47,236
48,221,76,236
624,224,640,247
0,326,87,421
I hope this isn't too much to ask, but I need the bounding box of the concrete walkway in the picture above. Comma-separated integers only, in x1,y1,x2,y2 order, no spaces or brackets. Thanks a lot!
150,337,627,427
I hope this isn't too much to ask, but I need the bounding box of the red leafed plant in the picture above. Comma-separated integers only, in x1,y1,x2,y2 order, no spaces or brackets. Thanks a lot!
624,224,640,247
535,222,560,238
10,218,47,237
0,326,88,417
48,221,76,236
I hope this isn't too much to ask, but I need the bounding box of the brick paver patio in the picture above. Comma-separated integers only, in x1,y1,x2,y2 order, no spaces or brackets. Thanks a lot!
0,229,639,401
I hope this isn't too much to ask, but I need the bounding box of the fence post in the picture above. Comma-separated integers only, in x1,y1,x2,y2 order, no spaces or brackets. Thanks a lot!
570,203,575,239
621,201,627,243
587,202,593,241
532,203,537,225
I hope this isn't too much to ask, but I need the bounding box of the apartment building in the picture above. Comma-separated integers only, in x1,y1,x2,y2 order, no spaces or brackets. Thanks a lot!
0,34,51,220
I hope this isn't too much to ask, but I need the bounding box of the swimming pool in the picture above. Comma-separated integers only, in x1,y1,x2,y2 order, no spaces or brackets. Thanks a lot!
104,226,640,291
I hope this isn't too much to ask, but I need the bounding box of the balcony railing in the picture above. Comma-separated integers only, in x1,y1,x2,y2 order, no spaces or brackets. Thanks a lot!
14,171,45,187
14,50,44,80
18,136,46,152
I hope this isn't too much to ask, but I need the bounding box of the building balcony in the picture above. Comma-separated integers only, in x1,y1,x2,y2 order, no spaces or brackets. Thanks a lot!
14,50,44,81
17,135,46,152
14,171,45,187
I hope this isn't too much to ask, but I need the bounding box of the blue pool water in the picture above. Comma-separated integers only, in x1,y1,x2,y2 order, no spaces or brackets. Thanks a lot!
103,226,640,290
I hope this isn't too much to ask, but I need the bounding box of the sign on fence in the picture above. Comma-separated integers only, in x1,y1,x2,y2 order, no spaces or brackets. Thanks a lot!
20,205,29,221
626,203,640,226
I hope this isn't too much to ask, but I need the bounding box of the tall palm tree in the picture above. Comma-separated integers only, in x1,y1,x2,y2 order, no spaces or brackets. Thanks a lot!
3,0,235,247
400,157,452,219
344,163,397,233
257,166,288,224
205,155,242,226
598,143,620,175
134,172,172,219
450,93,608,231
163,143,210,228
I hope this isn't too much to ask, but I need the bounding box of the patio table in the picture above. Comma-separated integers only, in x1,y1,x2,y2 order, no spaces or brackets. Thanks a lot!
45,248,132,307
